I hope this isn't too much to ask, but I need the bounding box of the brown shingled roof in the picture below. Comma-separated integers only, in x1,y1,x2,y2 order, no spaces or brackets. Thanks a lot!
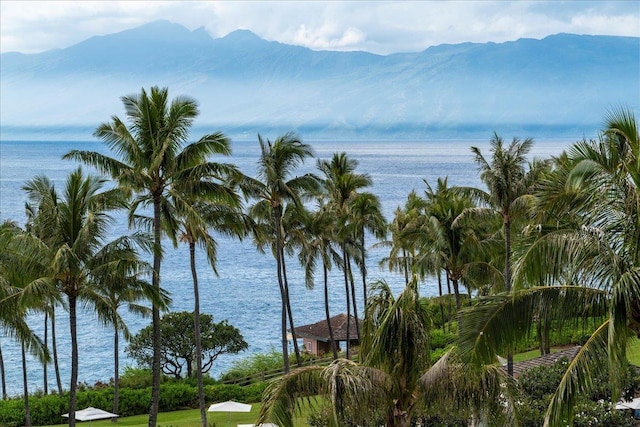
503,346,581,378
291,313,361,342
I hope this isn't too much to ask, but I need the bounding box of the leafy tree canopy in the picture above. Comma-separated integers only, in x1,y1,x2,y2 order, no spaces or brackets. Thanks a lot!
126,311,247,379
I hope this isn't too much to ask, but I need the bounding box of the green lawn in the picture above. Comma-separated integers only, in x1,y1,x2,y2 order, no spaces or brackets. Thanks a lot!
38,401,313,427
37,341,640,427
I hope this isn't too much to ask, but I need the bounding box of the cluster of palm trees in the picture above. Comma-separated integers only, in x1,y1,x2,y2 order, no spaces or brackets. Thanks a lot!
0,86,387,427
1,84,637,427
256,107,639,426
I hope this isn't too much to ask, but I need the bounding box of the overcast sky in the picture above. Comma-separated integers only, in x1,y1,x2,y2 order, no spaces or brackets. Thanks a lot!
1,1,638,55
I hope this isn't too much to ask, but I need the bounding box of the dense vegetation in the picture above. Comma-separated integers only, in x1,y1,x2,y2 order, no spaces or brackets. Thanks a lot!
1,85,638,426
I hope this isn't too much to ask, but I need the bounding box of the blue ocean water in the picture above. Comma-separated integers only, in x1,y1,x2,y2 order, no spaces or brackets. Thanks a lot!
0,137,570,397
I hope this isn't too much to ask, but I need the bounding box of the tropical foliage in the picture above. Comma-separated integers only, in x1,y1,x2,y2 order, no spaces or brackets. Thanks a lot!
126,311,247,379
458,107,640,425
257,279,516,427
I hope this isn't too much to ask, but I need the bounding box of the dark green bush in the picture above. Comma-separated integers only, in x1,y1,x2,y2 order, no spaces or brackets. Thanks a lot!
159,383,198,411
0,380,265,426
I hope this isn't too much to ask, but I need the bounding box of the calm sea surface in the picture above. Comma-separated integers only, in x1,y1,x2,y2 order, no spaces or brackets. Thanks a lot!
0,138,570,396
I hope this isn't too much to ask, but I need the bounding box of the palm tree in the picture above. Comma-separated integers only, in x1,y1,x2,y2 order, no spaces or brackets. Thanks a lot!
64,86,227,426
0,222,49,425
167,133,247,427
458,107,640,426
377,191,428,285
22,169,148,427
418,177,498,310
246,132,320,373
317,152,372,358
257,278,517,427
456,134,546,376
348,191,387,306
291,202,342,359
92,261,161,421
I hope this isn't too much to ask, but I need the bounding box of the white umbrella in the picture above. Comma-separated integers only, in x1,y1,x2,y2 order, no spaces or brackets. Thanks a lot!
208,400,252,426
615,397,640,410
63,407,118,424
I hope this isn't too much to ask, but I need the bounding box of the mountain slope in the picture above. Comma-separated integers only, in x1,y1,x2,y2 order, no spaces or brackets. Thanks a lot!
1,20,638,140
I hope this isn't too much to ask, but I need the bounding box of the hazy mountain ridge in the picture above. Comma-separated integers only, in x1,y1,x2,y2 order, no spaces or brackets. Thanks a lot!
1,20,638,140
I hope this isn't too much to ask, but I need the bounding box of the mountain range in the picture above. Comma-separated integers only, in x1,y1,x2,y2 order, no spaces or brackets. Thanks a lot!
1,20,638,140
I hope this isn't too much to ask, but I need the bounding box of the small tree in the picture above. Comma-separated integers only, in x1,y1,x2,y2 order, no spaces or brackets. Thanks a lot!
127,311,247,379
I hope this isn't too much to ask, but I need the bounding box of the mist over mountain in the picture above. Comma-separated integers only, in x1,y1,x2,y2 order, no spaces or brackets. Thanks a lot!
1,20,638,140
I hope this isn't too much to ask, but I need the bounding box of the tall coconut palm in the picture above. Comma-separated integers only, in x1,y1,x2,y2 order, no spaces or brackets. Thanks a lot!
290,202,342,359
24,203,66,395
246,132,320,373
92,262,162,421
456,134,546,376
167,134,247,427
348,191,387,306
317,152,372,358
64,86,226,426
22,169,148,427
377,191,428,285
458,107,640,426
0,222,49,424
258,278,517,427
416,177,498,310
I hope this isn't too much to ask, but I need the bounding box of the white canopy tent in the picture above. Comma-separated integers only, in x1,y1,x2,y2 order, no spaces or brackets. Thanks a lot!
208,400,252,427
62,407,118,424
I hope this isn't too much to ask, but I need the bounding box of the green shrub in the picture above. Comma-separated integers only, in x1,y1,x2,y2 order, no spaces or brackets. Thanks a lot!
119,366,155,389
159,383,198,411
0,399,26,427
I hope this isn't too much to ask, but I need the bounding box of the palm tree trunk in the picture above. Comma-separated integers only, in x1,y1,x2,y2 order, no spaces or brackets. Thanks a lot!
52,307,63,394
402,248,409,285
274,213,290,373
69,293,79,427
347,253,360,344
43,312,48,395
22,341,31,427
189,241,208,427
113,325,119,423
452,277,461,310
504,218,514,377
437,271,446,332
0,342,7,400
323,263,338,359
342,243,351,359
149,195,162,427
360,231,367,308
281,251,302,367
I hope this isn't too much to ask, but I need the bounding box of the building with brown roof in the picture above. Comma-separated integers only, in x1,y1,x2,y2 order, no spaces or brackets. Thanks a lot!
291,313,361,356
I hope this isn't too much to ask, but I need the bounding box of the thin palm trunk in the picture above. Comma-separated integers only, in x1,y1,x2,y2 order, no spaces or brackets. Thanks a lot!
323,263,338,359
360,231,367,307
43,312,48,395
189,241,207,427
347,253,360,344
69,293,79,427
113,324,119,423
0,342,6,400
281,250,302,367
402,248,409,285
149,196,162,427
438,270,446,332
274,213,290,373
342,243,351,359
52,307,63,394
451,275,461,310
504,218,514,377
22,341,31,427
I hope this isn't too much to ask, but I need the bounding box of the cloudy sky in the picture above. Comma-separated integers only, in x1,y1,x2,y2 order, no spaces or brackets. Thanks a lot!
1,1,638,55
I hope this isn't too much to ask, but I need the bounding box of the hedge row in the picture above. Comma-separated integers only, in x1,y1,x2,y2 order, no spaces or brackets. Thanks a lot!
0,382,266,427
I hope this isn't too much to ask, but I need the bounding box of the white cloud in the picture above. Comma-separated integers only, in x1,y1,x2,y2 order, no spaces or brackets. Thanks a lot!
1,0,638,54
